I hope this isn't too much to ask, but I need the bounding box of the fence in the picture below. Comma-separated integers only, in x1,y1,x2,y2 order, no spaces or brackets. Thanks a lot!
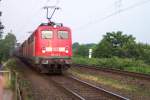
0,70,22,100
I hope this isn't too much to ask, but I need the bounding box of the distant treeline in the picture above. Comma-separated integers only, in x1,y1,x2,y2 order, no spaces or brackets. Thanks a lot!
73,31,150,64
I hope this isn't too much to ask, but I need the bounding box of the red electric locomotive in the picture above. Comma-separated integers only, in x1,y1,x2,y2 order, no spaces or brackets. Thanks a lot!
18,6,72,73
20,22,72,73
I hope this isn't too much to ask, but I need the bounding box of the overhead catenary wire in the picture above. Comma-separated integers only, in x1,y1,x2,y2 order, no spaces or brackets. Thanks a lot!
76,0,150,31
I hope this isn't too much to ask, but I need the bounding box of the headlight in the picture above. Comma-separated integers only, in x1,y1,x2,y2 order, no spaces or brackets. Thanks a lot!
42,47,46,53
65,47,69,53
65,50,69,53
42,50,46,53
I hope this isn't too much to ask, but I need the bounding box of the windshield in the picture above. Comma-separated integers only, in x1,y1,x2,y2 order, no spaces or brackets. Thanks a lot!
58,31,69,39
41,31,53,39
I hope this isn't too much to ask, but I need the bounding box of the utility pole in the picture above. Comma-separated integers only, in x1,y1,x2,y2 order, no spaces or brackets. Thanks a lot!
115,0,122,13
0,0,4,38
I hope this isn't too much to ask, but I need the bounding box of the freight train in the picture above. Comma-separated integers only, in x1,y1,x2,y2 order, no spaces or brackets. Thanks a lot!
15,22,72,73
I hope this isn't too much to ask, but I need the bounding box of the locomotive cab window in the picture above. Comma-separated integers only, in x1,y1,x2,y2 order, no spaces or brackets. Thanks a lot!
58,31,69,39
41,31,53,39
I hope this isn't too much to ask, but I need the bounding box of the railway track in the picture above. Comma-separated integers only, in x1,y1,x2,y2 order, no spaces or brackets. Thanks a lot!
18,59,130,100
49,75,129,100
73,64,150,80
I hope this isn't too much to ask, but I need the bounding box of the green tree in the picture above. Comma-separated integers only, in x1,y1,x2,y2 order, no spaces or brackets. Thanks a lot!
0,33,16,61
77,45,89,57
136,43,150,63
72,43,96,57
72,42,80,55
93,31,136,58
72,42,79,49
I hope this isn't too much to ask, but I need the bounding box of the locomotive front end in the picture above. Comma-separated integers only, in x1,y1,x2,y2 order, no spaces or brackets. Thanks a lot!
34,24,72,73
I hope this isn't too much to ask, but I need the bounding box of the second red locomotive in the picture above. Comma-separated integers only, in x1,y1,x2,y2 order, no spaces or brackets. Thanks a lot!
18,22,72,73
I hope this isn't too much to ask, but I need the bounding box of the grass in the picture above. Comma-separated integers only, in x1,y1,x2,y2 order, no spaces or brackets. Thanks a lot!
69,68,150,97
73,57,150,74
69,68,137,92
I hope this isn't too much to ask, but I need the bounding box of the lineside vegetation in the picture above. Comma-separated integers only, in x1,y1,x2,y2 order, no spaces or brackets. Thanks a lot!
73,31,150,74
0,32,16,61
73,57,150,74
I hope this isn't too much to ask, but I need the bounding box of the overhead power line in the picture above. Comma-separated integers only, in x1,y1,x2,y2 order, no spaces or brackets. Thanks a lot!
76,0,150,31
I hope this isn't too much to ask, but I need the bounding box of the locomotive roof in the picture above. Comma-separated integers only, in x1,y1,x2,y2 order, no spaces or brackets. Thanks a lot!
35,24,70,31
38,22,70,29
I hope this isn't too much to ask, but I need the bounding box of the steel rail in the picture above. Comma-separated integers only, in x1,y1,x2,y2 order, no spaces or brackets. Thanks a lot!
68,76,129,100
74,64,150,80
49,77,86,100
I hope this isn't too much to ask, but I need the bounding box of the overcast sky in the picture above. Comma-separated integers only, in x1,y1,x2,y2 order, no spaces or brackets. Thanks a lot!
0,0,150,44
